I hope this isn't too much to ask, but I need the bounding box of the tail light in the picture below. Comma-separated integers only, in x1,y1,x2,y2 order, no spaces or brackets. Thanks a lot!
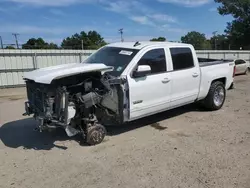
233,65,236,77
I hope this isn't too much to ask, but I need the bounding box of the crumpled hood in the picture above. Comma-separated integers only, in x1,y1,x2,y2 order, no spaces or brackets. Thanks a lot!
23,63,113,84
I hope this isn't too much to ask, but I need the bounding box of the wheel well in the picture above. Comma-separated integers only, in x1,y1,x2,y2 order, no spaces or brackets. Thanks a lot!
212,77,226,86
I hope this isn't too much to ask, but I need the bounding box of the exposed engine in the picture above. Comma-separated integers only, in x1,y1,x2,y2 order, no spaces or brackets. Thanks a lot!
24,72,127,145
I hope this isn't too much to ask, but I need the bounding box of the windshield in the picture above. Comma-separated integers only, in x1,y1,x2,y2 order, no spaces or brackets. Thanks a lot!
84,47,139,76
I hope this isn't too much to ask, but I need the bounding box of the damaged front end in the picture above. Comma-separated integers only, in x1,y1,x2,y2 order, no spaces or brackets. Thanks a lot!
23,72,129,145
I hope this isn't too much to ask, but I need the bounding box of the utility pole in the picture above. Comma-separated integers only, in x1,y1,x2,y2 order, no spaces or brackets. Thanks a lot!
12,33,20,49
118,28,124,42
0,36,3,49
81,40,84,50
212,31,218,50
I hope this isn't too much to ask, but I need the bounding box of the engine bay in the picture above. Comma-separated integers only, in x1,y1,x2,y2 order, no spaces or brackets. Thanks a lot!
24,72,128,145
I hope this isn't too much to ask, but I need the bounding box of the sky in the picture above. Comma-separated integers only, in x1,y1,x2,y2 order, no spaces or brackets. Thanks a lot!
0,0,233,46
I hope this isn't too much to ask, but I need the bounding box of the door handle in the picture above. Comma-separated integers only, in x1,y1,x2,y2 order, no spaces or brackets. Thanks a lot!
192,73,199,78
162,78,171,83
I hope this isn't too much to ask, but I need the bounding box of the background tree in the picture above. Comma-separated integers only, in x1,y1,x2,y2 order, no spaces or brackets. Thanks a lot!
5,46,15,49
215,0,250,49
181,31,211,50
150,37,166,42
61,30,107,49
210,34,229,50
22,38,58,49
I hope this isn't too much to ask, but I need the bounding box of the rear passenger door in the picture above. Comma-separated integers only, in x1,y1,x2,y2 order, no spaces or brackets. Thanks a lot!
169,47,200,108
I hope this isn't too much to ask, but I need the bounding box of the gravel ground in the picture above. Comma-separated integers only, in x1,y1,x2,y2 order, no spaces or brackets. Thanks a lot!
0,75,250,188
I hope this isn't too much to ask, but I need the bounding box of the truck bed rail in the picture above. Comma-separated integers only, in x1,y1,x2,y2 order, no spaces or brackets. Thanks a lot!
198,58,233,67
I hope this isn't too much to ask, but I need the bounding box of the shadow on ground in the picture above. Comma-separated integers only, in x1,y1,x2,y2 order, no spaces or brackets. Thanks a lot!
107,104,204,135
0,104,203,150
0,118,80,150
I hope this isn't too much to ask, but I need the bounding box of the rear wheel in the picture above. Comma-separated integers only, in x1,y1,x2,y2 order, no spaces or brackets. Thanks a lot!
245,68,249,75
203,81,226,111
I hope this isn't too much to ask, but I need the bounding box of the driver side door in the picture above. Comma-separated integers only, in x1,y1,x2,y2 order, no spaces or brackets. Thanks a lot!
127,48,172,120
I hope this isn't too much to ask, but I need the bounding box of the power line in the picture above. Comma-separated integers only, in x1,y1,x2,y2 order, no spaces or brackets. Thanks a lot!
118,28,124,42
12,33,20,49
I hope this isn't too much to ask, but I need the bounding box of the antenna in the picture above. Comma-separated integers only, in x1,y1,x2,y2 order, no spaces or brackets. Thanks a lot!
118,28,124,42
133,41,141,47
12,33,20,49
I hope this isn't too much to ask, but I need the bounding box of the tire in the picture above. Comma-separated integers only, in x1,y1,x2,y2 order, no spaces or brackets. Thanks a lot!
245,69,249,75
229,82,234,90
203,81,226,111
86,124,106,146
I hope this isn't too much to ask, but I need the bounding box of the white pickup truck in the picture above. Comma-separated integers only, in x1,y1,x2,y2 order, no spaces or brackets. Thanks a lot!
23,42,235,145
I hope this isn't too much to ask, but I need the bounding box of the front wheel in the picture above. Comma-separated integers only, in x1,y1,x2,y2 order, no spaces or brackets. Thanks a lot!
203,81,226,111
86,124,107,146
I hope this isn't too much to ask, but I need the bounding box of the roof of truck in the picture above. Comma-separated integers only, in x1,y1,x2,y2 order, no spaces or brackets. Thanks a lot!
106,41,193,50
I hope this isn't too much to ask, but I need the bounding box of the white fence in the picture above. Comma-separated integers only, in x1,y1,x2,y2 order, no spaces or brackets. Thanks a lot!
0,49,95,88
0,49,250,88
196,50,250,62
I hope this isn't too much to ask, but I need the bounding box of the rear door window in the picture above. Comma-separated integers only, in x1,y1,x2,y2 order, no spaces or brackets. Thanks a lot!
170,48,194,71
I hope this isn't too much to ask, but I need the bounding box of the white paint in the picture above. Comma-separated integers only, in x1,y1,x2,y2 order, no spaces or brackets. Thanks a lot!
0,48,246,88
67,105,76,124
117,42,235,121
137,65,151,72
23,63,113,84
106,41,193,50
234,59,249,74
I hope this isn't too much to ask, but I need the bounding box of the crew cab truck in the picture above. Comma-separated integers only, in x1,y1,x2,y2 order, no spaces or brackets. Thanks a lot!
23,42,235,145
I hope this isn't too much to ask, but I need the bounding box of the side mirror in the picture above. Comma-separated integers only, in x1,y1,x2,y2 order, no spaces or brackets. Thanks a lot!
133,65,151,78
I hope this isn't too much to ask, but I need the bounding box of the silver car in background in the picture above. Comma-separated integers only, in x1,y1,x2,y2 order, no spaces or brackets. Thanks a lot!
234,59,250,75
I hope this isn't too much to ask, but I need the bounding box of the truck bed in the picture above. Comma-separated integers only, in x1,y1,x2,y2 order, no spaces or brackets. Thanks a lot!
198,58,233,67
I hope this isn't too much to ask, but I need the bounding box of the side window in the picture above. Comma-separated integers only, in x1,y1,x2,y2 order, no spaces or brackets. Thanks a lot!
137,48,166,74
170,48,194,71
235,60,245,65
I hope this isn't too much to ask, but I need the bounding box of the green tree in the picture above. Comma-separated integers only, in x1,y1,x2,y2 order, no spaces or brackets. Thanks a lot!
215,0,250,19
210,34,230,50
150,37,166,42
22,38,58,49
203,40,212,50
181,31,211,50
61,30,107,49
215,0,250,49
5,46,15,49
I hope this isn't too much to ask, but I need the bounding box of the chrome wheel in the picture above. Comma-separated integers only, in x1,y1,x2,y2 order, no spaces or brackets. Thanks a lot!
213,86,225,107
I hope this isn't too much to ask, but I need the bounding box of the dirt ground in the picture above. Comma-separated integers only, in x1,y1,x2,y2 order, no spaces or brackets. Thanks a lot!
0,76,250,188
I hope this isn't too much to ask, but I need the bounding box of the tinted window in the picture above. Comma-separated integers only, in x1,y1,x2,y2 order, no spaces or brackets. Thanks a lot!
235,60,246,65
170,48,194,71
137,49,166,74
84,47,139,76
